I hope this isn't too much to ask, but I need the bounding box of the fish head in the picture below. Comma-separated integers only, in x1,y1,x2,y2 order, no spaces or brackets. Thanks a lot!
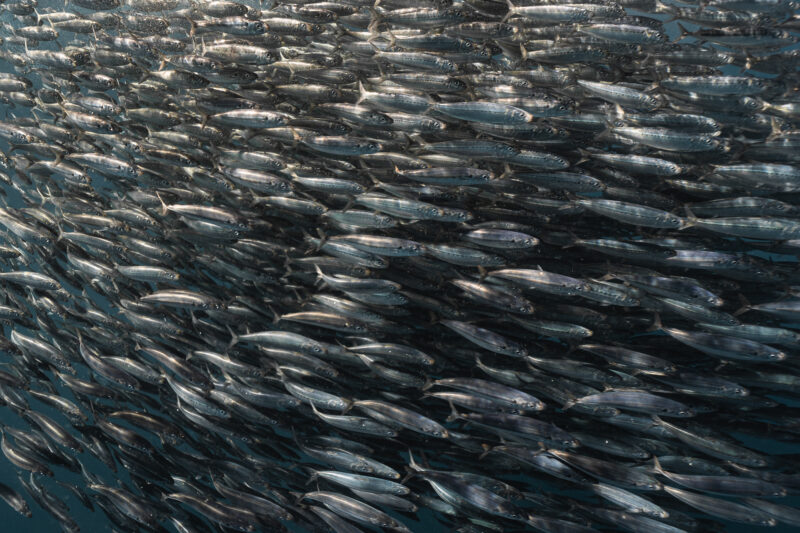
423,119,446,132
348,322,368,334
350,461,374,474
428,425,448,439
421,206,441,218
374,113,393,126
450,210,473,222
104,121,123,134
511,345,528,358
70,50,92,66
766,199,792,213
446,79,467,91
123,140,145,156
372,214,393,227
249,20,266,34
302,342,326,356
639,479,662,491
523,400,544,411
516,303,535,314
399,242,422,255
472,46,493,61
509,108,530,123
741,96,765,113
766,350,787,362
360,140,382,153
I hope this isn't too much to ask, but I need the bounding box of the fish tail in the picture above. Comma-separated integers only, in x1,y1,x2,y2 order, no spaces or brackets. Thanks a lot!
733,294,751,316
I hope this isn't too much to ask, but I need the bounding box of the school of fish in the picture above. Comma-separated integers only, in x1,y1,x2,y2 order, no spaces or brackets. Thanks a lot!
0,0,796,531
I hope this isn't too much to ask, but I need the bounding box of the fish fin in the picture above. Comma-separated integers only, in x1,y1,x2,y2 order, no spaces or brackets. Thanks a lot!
186,15,197,37
219,371,236,388
89,23,101,47
594,125,613,143
652,1,674,13
366,6,382,39
155,191,168,216
675,21,692,42
268,305,280,324
498,162,513,181
356,80,367,106
400,466,415,485
564,339,580,353
561,231,578,250
478,443,493,460
315,227,328,248
226,324,238,350
419,449,431,469
305,470,318,486
614,103,626,122
650,415,664,429
342,398,353,413
289,127,302,145
574,148,593,166
446,401,461,423
384,25,399,49
353,352,372,368
502,0,516,23
312,264,326,288
427,311,438,325
680,206,697,230
767,116,785,142
733,294,751,316
363,170,381,187
646,312,663,332
652,455,665,474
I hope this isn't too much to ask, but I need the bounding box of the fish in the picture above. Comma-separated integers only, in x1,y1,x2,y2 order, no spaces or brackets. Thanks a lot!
0,2,791,533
